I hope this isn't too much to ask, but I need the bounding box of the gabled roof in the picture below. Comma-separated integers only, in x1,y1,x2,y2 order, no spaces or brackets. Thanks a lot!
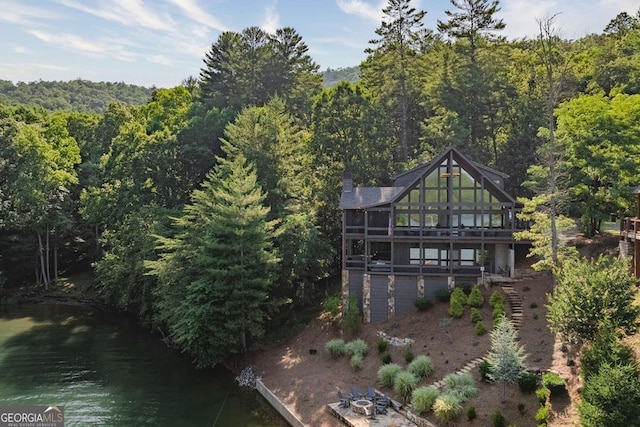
340,146,519,209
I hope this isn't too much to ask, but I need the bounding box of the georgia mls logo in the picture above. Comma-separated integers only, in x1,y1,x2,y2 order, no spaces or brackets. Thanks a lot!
0,405,64,427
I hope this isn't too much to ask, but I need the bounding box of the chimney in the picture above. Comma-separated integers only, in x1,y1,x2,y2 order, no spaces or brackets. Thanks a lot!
343,172,353,193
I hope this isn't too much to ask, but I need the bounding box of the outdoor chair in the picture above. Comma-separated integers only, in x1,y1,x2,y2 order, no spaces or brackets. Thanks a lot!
337,390,349,408
365,387,376,401
375,394,388,415
350,386,362,401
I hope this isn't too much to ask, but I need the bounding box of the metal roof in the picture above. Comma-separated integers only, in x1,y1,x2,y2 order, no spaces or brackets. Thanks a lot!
339,187,405,209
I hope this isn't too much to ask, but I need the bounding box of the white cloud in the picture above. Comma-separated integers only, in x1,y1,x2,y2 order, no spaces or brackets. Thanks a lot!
14,46,26,54
28,30,138,62
59,0,174,31
147,54,174,65
261,4,280,34
0,1,61,25
167,0,229,31
336,0,385,22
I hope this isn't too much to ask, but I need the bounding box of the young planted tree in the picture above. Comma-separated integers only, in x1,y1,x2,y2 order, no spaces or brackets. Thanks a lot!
486,317,528,401
150,150,280,367
547,255,640,345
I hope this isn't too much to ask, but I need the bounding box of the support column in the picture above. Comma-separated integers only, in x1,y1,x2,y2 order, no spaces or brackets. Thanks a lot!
417,276,425,299
362,274,371,324
341,269,349,316
388,275,396,319
509,248,515,278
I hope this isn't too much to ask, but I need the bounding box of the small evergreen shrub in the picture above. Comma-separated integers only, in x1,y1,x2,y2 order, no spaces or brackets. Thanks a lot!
325,339,346,358
414,297,433,311
450,287,467,306
470,307,482,323
475,320,487,335
566,359,575,367
403,347,415,363
448,299,464,318
492,302,506,320
535,405,550,424
467,406,477,421
541,372,566,396
377,363,402,388
394,371,419,403
350,353,363,371
489,290,504,307
479,360,492,381
381,350,392,364
435,288,450,302
408,355,434,380
467,285,484,307
491,410,506,427
411,386,439,414
377,337,389,354
433,394,463,422
518,371,537,393
529,302,538,309
345,339,368,357
518,402,526,415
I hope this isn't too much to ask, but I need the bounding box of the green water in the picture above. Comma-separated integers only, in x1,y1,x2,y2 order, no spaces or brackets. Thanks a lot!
0,304,287,427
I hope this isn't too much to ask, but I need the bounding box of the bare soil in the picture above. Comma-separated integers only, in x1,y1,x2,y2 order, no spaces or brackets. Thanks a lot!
250,233,620,426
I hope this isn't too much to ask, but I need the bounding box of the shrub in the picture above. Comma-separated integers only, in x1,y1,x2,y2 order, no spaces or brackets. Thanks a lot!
323,295,341,319
489,290,504,307
492,302,506,320
403,347,415,364
444,373,477,402
518,402,526,415
467,285,484,307
541,372,566,396
377,337,389,354
433,394,463,422
467,405,477,421
448,300,464,318
411,386,439,414
350,353,363,371
536,387,549,406
408,355,434,380
475,320,487,335
518,371,538,393
530,302,538,309
414,297,433,311
435,288,450,302
581,334,635,381
566,359,575,366
343,294,361,335
470,307,482,323
381,350,392,364
345,339,368,357
325,339,346,358
535,405,550,424
450,287,467,306
377,363,402,388
394,371,418,403
491,410,506,427
479,360,492,381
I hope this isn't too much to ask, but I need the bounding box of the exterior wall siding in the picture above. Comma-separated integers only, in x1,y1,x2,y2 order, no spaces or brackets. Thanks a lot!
395,276,417,316
370,276,389,323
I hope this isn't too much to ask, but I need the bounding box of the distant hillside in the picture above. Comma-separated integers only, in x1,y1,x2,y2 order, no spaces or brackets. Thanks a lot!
321,66,360,87
0,79,156,113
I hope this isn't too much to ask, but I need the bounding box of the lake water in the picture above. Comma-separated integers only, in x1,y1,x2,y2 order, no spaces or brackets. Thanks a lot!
0,304,287,426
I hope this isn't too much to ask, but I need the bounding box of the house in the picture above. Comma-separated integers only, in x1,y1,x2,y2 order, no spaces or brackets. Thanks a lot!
620,185,640,278
339,147,531,323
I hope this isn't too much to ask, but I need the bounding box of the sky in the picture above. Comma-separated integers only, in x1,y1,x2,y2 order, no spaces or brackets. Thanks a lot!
0,0,638,88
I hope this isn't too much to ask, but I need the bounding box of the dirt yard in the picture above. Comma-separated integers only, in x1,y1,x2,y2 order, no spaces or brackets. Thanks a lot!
250,273,589,425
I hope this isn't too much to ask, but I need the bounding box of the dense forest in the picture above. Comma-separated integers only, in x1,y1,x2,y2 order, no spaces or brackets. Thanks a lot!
2,0,640,372
0,79,156,113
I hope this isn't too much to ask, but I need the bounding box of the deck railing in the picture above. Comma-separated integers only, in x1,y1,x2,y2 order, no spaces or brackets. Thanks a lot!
621,217,640,241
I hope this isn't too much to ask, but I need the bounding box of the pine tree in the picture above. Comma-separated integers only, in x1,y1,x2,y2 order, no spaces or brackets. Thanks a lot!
486,317,528,401
151,150,280,367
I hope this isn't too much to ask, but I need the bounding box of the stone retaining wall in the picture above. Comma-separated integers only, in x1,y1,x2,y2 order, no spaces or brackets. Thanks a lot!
255,379,305,427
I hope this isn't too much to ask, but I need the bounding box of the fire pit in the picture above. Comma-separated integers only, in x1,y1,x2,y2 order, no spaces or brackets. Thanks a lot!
351,399,373,416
